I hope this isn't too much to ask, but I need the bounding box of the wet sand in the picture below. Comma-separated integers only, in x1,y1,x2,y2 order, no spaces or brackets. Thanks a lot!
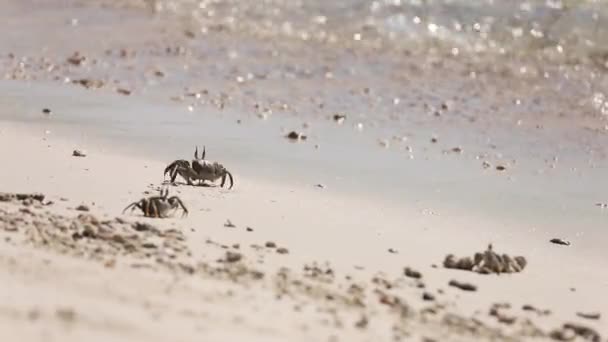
1,0,607,341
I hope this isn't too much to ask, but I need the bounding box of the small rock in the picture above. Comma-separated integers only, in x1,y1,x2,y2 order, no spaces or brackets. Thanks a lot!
430,137,438,143
276,247,289,254
448,280,477,292
224,220,236,228
75,204,89,212
246,227,254,232
315,183,325,189
285,131,307,141
67,52,85,66
388,248,398,254
116,88,131,96
496,165,507,171
224,251,242,263
422,292,435,301
72,150,86,157
354,315,368,329
333,114,346,124
42,108,52,115
404,267,422,279
141,242,157,249
56,307,76,322
576,312,601,320
265,241,277,248
550,238,571,246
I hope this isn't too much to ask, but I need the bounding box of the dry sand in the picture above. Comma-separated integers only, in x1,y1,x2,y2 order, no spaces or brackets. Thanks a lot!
1,0,607,341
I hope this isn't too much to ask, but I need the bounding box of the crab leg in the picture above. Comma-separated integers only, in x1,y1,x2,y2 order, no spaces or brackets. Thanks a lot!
169,196,188,217
122,200,143,214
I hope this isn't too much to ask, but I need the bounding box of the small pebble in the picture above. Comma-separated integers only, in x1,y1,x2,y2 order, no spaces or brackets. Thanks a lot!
388,248,398,254
42,108,52,115
276,247,289,254
246,227,254,232
448,280,477,292
550,238,571,246
75,204,89,212
56,308,76,322
72,150,86,157
422,292,435,301
333,114,346,124
265,241,277,248
224,251,242,263
285,131,307,141
404,267,422,279
577,312,601,320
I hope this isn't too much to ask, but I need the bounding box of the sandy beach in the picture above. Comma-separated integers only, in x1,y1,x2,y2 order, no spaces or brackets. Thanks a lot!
1,0,608,341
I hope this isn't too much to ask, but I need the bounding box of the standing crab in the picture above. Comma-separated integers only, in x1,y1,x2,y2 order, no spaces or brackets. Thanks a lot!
164,146,234,189
123,188,188,218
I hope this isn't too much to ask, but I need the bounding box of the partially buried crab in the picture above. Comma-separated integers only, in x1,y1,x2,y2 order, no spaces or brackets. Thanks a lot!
164,146,234,189
123,188,188,218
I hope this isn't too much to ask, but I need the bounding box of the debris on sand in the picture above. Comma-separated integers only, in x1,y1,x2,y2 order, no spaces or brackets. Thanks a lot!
489,303,516,325
550,323,601,342
443,244,527,274
116,88,132,96
577,312,601,320
56,307,77,322
333,114,346,124
42,108,52,115
0,205,189,264
72,78,104,89
75,204,90,212
72,149,87,157
404,267,422,279
0,192,46,205
550,238,571,246
276,247,289,254
265,241,277,248
448,280,477,292
495,165,507,171
422,292,435,301
285,131,307,141
224,219,236,228
388,248,398,254
223,251,243,263
66,52,86,66
522,304,551,316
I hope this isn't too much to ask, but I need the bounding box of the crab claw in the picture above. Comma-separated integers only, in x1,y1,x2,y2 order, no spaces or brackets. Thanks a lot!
221,171,234,189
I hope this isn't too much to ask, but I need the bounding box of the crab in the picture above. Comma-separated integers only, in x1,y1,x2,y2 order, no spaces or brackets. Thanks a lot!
123,188,188,218
164,146,234,189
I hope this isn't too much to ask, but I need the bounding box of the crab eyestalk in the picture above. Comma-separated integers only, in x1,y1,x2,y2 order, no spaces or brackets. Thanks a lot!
194,145,206,160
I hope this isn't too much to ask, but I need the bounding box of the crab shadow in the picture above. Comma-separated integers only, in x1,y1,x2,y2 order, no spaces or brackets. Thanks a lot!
162,180,217,188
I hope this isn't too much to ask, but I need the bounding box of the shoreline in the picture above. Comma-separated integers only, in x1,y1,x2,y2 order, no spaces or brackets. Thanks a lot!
1,0,607,340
